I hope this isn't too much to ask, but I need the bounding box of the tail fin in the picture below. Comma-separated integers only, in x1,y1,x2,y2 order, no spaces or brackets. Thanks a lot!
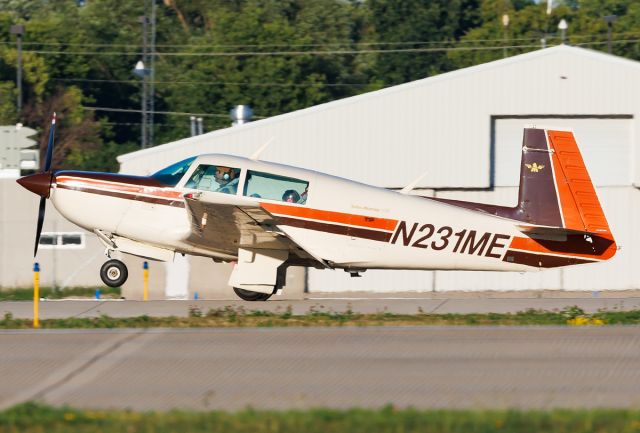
509,127,617,266
517,128,612,235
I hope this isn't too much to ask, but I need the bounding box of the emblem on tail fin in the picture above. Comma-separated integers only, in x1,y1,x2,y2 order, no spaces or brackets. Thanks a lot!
525,163,545,173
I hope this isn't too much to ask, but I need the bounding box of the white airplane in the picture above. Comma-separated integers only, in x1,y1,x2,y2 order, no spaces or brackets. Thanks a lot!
18,114,617,300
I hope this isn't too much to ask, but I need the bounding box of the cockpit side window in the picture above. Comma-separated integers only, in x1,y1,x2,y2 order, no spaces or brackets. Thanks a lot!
185,164,241,194
151,157,196,187
243,170,309,205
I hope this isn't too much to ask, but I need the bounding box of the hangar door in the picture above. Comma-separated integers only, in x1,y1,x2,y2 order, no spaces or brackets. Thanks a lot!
494,117,632,188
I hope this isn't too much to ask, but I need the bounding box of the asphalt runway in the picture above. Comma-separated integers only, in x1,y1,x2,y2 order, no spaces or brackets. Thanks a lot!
1,292,640,319
1,326,639,411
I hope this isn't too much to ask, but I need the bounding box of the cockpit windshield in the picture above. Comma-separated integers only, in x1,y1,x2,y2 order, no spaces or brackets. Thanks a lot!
151,157,196,186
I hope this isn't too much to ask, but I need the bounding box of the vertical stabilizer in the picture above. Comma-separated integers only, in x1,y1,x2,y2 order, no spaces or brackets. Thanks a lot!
516,128,612,237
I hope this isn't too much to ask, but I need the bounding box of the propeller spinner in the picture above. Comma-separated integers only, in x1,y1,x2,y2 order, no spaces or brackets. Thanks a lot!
16,113,56,256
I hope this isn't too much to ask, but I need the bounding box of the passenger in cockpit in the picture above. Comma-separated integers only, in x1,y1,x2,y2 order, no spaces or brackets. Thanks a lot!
282,189,301,203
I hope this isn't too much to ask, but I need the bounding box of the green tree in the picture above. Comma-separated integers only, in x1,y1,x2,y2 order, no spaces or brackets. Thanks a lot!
448,0,639,69
364,0,482,85
156,0,370,143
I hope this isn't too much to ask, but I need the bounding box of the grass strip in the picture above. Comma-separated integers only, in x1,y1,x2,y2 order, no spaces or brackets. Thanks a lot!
1,305,639,328
2,403,640,433
0,287,121,301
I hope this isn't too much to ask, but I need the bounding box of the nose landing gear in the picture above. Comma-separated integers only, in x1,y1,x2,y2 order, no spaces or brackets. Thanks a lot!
100,259,128,287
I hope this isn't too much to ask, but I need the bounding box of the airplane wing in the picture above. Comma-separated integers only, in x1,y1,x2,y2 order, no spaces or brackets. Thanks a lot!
183,192,328,266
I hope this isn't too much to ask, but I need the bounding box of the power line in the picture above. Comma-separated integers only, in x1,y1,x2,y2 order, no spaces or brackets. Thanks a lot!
24,38,639,58
0,36,560,49
2,31,640,50
21,43,547,57
574,39,640,47
82,106,264,119
104,121,177,128
52,77,372,87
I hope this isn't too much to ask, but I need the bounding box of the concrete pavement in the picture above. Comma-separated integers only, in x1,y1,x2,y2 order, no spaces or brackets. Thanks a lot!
1,291,640,319
1,326,639,411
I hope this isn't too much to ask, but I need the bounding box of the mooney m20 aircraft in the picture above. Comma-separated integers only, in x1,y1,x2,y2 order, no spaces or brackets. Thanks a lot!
18,115,616,300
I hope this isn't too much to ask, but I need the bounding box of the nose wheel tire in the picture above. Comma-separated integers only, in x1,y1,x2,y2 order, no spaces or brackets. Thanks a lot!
233,287,273,301
100,259,128,287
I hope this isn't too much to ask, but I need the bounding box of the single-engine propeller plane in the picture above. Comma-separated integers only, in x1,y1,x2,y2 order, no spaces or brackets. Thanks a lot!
17,114,616,300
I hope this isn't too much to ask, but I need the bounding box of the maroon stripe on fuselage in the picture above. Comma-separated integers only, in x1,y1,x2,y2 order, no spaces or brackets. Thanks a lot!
57,184,185,208
502,249,595,268
276,216,393,242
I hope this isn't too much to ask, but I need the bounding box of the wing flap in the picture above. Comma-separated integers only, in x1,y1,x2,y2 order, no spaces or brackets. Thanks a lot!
184,194,287,253
183,193,328,267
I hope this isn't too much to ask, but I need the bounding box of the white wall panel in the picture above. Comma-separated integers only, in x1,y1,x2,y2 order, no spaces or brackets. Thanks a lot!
308,268,435,293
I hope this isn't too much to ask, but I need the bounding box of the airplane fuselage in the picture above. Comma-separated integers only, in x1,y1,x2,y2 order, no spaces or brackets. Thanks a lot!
49,154,609,273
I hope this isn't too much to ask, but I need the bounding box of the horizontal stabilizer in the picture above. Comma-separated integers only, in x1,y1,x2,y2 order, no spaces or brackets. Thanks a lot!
516,224,594,241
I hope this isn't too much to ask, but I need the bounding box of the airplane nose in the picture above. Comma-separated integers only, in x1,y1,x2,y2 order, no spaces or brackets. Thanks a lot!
16,172,53,198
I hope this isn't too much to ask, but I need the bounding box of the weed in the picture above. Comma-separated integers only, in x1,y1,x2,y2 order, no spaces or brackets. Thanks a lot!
188,305,203,318
561,305,586,320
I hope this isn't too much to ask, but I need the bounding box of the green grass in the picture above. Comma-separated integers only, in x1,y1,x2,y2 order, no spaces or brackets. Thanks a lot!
0,286,121,301
1,305,639,329
2,403,640,433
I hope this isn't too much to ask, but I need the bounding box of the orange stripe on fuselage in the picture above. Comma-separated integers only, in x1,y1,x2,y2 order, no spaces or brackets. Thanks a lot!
260,202,398,231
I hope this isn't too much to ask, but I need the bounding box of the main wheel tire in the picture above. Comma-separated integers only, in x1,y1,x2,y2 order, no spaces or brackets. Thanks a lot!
100,259,128,287
233,287,273,301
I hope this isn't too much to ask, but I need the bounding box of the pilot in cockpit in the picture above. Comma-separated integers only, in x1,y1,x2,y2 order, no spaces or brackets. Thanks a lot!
215,166,239,194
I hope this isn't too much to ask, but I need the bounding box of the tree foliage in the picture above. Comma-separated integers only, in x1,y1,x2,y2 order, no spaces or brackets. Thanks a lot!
0,0,637,171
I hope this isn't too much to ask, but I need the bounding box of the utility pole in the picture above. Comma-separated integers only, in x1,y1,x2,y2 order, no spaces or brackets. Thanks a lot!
149,0,156,147
604,15,617,54
10,25,25,117
190,116,196,137
139,15,149,149
501,14,509,58
197,117,203,135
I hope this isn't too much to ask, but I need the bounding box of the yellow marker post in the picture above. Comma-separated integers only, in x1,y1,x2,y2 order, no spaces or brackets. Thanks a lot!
143,261,149,301
33,262,40,328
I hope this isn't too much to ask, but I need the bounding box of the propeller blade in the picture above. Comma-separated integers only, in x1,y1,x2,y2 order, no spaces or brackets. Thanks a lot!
43,112,56,172
34,197,46,257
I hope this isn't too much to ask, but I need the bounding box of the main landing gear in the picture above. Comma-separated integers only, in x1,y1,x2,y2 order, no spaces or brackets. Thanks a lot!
233,287,274,301
100,259,129,287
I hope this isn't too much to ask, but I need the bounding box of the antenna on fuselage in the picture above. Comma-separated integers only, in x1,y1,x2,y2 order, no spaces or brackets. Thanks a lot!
399,171,428,195
249,137,274,161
